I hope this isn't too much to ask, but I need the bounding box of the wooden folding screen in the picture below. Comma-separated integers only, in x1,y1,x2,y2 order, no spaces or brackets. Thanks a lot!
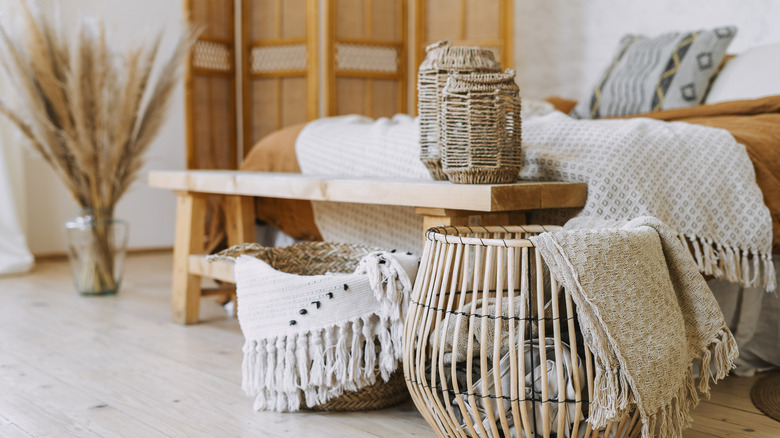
184,0,512,163
415,0,514,77
324,0,407,117
184,0,237,170
242,0,318,155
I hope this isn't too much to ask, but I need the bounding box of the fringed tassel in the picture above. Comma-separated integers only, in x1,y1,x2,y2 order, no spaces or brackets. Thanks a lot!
348,318,365,389
306,330,326,407
275,337,286,396
242,340,257,395
296,333,309,390
701,238,722,277
697,347,713,395
616,369,632,415
363,316,377,385
741,250,752,287
333,324,349,390
718,244,739,283
253,389,268,411
751,253,761,289
587,364,619,428
281,334,301,412
309,331,325,387
324,325,338,387
688,235,704,272
275,391,287,412
765,255,777,292
377,316,395,381
265,337,277,389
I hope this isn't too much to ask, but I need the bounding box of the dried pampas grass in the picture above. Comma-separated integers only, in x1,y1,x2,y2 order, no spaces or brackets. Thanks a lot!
0,0,198,216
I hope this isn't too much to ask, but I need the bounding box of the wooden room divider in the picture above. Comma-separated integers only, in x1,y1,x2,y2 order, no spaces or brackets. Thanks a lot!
241,0,319,156
184,0,237,170
324,0,407,118
184,0,513,168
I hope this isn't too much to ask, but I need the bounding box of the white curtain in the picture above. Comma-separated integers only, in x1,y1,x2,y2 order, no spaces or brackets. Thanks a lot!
0,70,34,275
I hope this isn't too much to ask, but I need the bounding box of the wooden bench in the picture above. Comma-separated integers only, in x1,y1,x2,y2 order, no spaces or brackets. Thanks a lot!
148,170,588,324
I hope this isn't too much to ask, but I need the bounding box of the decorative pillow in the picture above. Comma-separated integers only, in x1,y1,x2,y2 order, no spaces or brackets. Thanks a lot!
571,26,736,119
705,43,780,104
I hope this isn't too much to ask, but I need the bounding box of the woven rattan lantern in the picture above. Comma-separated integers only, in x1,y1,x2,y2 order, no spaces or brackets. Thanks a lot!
440,70,522,184
418,41,501,180
403,226,643,438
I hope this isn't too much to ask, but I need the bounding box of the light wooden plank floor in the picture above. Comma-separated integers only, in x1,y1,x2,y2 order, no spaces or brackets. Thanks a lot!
1,252,777,437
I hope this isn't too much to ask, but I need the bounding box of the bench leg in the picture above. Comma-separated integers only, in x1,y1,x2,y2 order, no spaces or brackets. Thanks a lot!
172,191,206,324
417,208,528,234
225,195,257,247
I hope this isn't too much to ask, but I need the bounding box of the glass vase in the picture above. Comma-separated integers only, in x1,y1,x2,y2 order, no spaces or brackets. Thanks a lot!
64,209,129,296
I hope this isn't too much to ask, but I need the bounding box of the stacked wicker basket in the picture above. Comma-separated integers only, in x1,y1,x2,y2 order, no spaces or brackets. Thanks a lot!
418,41,523,184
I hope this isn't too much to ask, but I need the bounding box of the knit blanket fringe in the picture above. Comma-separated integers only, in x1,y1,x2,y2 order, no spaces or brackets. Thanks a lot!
680,233,776,292
236,250,414,412
588,328,738,437
530,216,739,438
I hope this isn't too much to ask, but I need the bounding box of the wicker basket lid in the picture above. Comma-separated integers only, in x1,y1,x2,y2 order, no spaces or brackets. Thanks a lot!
443,69,519,94
418,40,501,72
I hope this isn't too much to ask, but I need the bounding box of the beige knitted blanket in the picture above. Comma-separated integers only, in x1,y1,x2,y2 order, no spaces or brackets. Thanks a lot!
529,216,738,437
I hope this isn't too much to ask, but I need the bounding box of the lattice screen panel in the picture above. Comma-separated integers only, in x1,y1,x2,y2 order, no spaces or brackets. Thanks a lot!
185,0,237,170
242,0,317,153
325,0,407,117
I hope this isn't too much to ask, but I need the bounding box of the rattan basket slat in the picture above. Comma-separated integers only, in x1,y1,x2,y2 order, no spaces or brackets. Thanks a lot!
403,226,643,437
440,70,522,184
418,40,501,180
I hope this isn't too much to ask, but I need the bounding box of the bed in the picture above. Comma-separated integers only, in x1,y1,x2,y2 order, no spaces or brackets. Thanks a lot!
234,38,780,374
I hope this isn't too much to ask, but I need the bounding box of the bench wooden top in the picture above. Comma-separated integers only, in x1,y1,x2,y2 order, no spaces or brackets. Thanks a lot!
148,170,587,212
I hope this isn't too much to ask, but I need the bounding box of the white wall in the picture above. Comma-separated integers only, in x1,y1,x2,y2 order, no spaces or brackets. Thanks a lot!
514,0,780,99
23,0,185,255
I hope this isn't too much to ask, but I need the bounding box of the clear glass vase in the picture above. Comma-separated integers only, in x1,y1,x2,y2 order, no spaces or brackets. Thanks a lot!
64,209,129,296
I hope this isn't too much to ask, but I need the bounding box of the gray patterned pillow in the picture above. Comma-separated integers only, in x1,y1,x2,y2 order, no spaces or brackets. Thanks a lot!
571,26,736,119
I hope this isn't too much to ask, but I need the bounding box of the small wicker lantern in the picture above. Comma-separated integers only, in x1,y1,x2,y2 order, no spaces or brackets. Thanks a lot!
403,226,642,438
418,40,501,180
440,70,523,184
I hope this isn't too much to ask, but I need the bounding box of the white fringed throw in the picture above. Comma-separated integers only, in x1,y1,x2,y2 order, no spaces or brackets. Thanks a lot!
233,251,418,412
520,111,775,292
529,216,738,437
295,105,775,291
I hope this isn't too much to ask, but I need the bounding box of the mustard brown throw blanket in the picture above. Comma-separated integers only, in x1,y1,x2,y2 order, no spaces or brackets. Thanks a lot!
529,216,738,437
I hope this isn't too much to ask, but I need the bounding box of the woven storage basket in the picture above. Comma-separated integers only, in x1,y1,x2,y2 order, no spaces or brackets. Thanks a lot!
418,40,501,180
440,70,522,184
403,226,642,438
214,241,413,412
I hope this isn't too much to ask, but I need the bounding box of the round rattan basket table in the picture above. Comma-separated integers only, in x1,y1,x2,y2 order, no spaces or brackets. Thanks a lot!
403,225,643,437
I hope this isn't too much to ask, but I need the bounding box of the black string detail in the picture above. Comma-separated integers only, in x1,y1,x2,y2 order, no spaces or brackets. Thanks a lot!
404,376,590,405
410,298,575,323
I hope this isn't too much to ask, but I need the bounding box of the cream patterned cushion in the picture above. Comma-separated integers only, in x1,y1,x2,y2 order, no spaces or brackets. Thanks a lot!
571,26,736,119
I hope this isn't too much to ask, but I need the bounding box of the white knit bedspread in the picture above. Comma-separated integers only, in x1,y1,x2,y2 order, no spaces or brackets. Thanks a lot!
296,107,775,291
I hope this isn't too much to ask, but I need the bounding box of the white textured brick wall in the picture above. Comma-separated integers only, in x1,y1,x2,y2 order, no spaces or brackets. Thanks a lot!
514,0,780,99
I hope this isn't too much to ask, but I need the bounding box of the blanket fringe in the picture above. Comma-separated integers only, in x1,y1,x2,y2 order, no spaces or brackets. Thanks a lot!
636,328,736,438
681,234,775,292
242,315,405,411
240,250,414,412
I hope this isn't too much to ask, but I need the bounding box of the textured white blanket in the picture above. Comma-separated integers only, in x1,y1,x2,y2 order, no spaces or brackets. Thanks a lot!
296,106,775,291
